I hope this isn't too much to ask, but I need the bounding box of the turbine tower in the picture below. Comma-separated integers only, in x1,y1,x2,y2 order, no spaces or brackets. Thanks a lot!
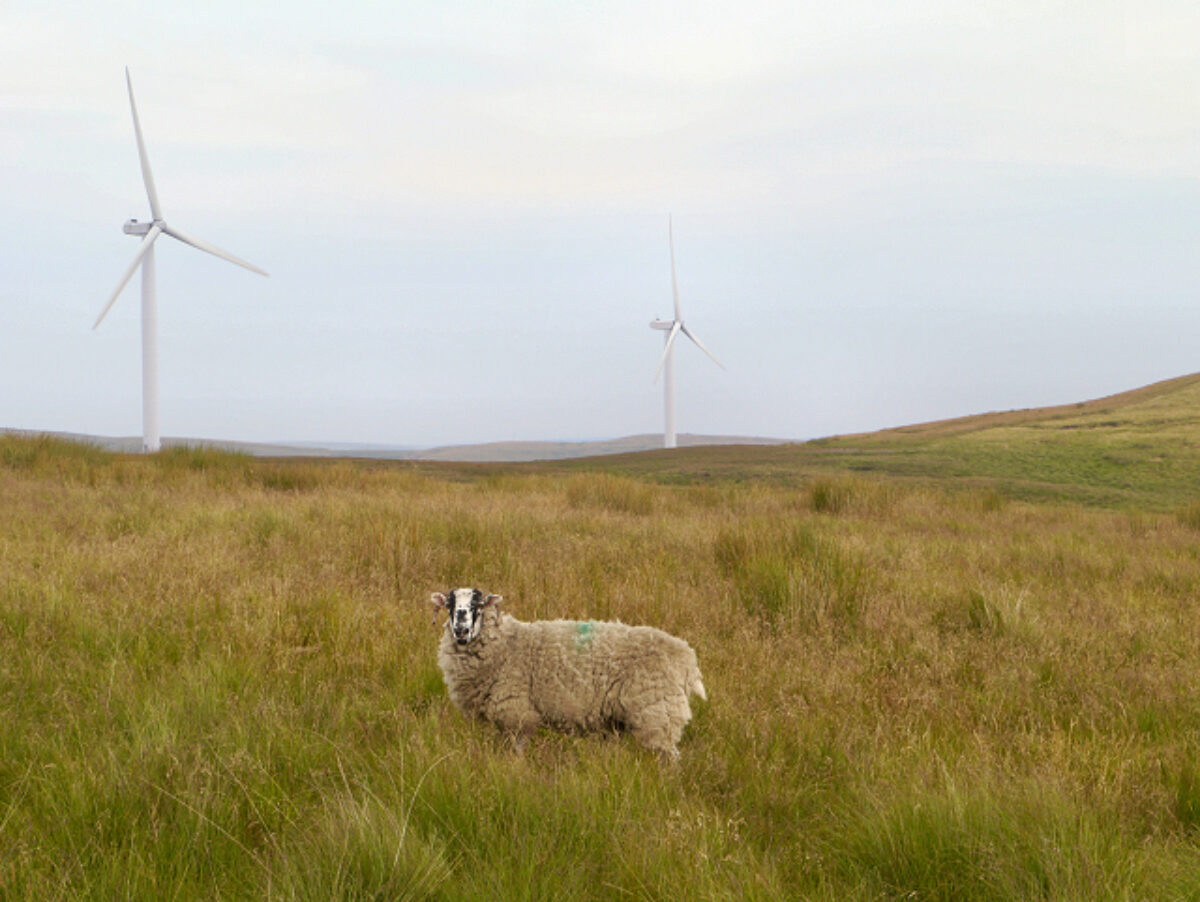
650,216,724,449
94,68,267,453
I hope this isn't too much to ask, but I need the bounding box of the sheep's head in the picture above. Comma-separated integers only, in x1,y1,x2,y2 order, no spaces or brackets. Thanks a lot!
431,587,502,646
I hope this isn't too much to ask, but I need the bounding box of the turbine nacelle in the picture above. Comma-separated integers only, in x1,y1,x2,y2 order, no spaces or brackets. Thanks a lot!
650,217,724,381
123,218,154,236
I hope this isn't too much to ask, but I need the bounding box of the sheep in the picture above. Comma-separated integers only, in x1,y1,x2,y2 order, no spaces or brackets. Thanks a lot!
431,587,706,760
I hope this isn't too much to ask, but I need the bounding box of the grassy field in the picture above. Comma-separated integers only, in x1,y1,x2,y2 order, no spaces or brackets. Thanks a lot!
3,381,1200,899
538,373,1200,511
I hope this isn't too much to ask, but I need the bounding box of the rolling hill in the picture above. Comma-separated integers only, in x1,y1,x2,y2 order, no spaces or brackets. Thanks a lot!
391,433,788,461
533,373,1200,510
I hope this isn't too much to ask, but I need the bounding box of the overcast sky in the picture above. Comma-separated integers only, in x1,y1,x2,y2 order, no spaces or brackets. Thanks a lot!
3,1,1199,447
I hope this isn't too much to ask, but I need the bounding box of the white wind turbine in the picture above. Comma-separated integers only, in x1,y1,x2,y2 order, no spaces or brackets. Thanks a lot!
650,216,724,449
94,68,267,453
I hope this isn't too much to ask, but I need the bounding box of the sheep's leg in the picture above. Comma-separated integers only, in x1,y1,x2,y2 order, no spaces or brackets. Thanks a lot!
626,699,686,761
487,697,540,755
508,730,531,756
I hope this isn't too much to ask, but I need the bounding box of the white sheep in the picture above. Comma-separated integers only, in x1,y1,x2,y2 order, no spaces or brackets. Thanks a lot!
431,587,706,760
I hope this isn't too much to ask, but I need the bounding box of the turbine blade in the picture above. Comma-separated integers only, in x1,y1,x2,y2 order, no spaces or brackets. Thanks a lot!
680,323,725,370
162,224,269,276
668,214,682,321
653,321,682,383
94,223,162,329
126,68,162,221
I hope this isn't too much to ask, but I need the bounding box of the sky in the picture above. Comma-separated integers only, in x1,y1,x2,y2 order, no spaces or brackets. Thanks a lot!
3,1,1200,447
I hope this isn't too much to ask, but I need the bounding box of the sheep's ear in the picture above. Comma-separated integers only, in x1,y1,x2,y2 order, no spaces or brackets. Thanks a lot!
430,593,449,627
483,594,503,608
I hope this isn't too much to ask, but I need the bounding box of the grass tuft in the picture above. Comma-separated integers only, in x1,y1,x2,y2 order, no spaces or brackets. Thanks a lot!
1170,757,1200,836
1177,498,1200,531
830,777,1148,902
809,477,853,514
272,786,454,900
714,522,869,632
565,472,660,515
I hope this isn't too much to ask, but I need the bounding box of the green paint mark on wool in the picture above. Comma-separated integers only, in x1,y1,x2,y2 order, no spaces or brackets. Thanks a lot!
574,621,595,650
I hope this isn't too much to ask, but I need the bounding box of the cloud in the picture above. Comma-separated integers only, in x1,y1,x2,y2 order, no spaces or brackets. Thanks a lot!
8,0,1200,222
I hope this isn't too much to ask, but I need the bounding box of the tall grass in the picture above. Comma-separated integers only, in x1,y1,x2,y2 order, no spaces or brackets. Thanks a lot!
713,521,869,633
3,437,1200,898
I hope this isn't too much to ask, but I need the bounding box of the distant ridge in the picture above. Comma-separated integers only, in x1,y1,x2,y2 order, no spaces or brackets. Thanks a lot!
0,429,790,462
7,372,1198,470
400,434,788,462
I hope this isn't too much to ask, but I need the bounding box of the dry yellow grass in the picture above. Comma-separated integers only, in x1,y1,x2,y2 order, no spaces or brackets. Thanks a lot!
2,437,1200,898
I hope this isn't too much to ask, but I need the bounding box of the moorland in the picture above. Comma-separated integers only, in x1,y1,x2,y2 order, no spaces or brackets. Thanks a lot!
3,373,1200,899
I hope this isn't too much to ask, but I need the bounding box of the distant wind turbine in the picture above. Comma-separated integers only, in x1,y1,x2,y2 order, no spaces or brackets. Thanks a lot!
650,216,724,449
94,68,268,453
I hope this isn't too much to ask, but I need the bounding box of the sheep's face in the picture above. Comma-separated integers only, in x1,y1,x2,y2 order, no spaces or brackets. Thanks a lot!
432,588,501,646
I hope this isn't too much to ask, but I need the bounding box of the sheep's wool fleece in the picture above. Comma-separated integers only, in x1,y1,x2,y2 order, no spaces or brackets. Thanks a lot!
438,608,704,752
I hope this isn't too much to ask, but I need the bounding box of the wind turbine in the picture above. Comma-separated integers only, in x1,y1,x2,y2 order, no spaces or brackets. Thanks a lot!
94,68,267,453
650,216,724,449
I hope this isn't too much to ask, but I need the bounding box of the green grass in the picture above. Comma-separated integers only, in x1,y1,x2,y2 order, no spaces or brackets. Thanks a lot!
4,375,1200,899
528,372,1200,511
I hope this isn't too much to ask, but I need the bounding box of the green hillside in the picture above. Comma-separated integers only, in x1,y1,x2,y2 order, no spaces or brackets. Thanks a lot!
533,373,1200,510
